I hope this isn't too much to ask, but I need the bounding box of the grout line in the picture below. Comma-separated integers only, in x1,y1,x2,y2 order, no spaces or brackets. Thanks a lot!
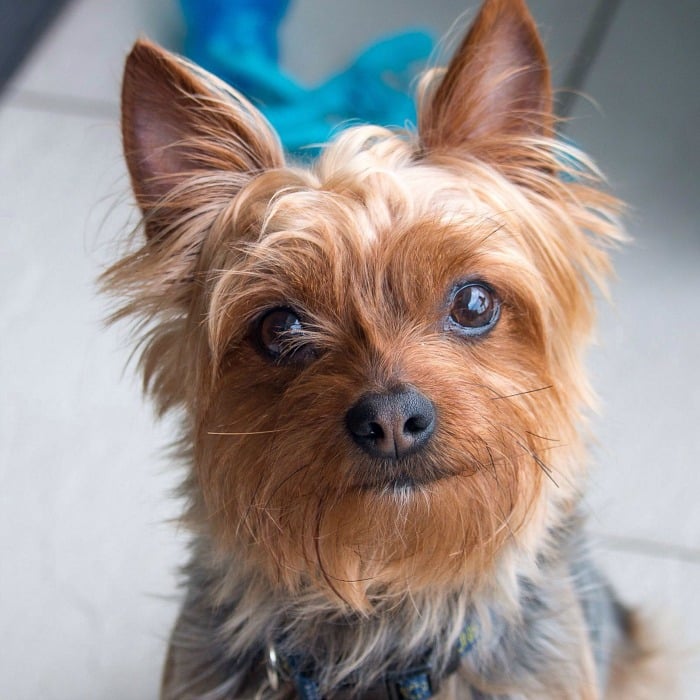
0,0,73,93
2,88,118,119
557,0,625,121
595,533,700,566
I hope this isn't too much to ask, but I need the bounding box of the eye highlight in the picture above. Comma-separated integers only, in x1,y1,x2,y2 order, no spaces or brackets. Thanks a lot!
254,307,317,363
445,282,500,337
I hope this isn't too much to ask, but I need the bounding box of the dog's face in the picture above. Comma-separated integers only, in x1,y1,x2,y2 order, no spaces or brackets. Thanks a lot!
109,0,619,608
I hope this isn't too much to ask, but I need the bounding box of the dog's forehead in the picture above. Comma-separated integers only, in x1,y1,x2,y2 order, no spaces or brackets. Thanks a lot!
217,165,538,336
248,158,501,255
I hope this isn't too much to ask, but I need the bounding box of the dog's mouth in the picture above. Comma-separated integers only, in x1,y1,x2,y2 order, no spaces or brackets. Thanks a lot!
355,462,452,493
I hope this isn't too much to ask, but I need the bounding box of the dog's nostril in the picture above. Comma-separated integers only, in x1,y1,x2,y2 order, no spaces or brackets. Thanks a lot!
404,415,430,434
368,422,385,439
346,388,435,460
352,420,384,439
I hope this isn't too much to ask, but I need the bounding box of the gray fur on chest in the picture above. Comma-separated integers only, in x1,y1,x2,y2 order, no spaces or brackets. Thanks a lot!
162,523,624,700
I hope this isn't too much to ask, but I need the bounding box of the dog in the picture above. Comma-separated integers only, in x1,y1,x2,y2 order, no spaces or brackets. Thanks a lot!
103,0,668,697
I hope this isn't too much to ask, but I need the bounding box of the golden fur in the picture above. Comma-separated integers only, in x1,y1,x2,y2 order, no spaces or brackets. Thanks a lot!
102,1,670,697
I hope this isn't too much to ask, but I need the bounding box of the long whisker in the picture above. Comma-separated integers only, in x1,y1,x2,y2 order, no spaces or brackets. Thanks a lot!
525,430,560,442
490,385,553,401
486,418,563,490
513,437,559,487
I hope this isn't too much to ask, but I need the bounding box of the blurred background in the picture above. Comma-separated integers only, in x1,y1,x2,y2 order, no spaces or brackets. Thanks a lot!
0,0,698,697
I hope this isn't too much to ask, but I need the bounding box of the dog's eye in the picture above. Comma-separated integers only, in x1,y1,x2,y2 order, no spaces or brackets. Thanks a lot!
446,283,500,336
255,307,316,363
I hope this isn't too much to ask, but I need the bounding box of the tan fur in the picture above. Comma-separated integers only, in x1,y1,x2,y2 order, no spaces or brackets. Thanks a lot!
606,610,677,700
102,0,671,697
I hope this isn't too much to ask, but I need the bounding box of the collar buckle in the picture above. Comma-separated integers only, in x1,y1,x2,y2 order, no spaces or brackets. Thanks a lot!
266,644,280,691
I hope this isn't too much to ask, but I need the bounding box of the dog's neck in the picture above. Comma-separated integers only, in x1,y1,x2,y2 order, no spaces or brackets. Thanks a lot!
175,538,498,697
167,519,613,699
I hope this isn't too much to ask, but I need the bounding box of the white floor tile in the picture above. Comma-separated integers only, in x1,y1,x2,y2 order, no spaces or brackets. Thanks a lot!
587,235,700,550
7,0,184,104
595,544,700,698
0,103,183,700
566,0,700,552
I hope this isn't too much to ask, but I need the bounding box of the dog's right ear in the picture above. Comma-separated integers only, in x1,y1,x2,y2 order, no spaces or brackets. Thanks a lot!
122,39,284,236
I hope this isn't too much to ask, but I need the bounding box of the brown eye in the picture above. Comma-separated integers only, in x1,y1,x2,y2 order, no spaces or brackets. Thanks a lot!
446,283,500,336
255,307,316,363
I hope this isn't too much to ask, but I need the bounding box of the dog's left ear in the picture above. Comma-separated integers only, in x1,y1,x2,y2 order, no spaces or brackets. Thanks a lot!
419,0,552,155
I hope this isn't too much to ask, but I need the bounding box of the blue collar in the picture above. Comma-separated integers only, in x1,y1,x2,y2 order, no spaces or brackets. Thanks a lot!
267,619,478,699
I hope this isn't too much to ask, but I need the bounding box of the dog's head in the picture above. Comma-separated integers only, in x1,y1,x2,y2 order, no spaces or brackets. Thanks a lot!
106,0,620,608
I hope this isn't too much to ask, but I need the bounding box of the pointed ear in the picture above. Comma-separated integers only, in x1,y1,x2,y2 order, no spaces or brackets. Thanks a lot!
121,39,284,231
419,0,552,155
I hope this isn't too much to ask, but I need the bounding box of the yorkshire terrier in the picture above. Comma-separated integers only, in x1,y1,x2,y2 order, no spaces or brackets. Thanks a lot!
103,0,668,697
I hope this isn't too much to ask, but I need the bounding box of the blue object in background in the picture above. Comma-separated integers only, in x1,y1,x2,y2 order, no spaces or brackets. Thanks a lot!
180,0,434,153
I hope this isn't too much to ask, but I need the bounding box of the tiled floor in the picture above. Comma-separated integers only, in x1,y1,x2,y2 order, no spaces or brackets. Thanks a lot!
1,1,698,698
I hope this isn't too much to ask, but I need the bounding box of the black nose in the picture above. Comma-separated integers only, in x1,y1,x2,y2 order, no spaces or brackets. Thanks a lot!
345,388,436,460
